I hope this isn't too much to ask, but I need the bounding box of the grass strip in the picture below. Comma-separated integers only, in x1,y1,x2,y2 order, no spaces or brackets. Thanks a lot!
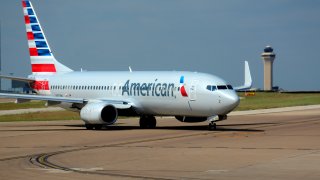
0,111,79,122
236,92,320,111
0,101,46,110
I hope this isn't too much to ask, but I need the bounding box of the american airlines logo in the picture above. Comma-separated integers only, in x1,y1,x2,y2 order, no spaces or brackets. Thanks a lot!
122,76,188,97
122,79,175,97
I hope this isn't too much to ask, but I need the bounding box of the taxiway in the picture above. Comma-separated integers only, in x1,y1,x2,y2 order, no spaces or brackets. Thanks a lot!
0,107,320,179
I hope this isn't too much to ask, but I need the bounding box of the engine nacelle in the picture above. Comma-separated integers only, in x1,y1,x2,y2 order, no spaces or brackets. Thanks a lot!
175,116,207,123
80,102,118,125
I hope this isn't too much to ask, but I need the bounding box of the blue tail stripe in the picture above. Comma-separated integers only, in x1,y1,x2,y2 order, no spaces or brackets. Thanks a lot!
35,41,48,48
33,33,44,39
37,49,51,56
29,16,38,23
31,25,41,31
25,1,31,7
27,8,34,15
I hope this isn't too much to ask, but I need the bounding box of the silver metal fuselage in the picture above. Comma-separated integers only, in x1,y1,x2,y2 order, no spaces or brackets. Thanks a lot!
43,71,240,117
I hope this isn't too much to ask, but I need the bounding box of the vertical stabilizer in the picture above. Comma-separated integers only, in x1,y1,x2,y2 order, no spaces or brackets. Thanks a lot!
22,1,72,75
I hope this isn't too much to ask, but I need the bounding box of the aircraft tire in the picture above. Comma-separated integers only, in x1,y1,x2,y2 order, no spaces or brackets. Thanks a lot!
208,122,216,131
94,125,103,130
139,116,148,128
85,124,94,130
140,116,157,129
149,116,157,129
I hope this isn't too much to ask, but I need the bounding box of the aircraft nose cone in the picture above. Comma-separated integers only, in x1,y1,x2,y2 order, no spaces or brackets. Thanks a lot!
228,93,240,108
223,92,240,112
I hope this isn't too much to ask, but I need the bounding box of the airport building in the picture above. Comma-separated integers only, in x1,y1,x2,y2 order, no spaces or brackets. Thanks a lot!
261,46,276,91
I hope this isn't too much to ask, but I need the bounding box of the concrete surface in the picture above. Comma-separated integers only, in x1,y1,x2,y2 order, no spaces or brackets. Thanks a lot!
0,107,320,179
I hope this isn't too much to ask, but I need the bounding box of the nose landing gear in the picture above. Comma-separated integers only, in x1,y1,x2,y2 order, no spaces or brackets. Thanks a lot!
208,115,227,131
208,121,216,131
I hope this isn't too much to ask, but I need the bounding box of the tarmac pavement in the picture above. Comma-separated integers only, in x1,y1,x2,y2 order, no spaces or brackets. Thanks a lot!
0,106,320,179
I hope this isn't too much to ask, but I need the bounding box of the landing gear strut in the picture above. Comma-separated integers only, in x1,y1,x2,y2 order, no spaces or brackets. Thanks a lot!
207,115,227,131
208,122,216,131
139,115,157,129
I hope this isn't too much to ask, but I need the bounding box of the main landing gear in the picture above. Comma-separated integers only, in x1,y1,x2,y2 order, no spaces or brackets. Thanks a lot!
139,115,157,129
85,124,103,130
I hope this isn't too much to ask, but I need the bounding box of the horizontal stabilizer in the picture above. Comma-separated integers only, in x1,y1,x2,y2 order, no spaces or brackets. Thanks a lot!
0,75,35,82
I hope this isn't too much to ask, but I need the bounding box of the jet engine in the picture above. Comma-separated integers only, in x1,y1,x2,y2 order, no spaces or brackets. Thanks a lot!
80,102,118,125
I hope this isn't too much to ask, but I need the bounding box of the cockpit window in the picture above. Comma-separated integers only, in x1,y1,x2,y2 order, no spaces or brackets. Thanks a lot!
227,85,233,90
208,85,233,91
206,85,217,91
217,85,228,90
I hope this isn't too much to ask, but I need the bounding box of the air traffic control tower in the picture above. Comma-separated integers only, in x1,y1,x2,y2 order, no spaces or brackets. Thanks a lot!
261,46,276,91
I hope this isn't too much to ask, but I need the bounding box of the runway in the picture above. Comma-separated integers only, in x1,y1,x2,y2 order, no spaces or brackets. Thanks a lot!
0,107,320,179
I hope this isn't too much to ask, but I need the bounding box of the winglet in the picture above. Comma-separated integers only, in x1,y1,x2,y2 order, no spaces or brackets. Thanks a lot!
244,61,252,88
234,61,252,91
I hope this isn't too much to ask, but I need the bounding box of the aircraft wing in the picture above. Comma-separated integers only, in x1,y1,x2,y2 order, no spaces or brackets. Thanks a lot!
0,75,35,83
0,93,131,109
234,61,252,91
0,93,84,103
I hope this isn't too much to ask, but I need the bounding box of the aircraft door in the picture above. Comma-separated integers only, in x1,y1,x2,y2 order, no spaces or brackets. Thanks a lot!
189,80,197,101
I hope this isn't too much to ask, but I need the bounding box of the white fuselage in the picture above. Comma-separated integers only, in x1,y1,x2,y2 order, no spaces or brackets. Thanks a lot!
36,71,240,117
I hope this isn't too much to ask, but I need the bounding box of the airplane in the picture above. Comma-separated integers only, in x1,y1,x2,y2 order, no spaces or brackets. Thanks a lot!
0,1,252,130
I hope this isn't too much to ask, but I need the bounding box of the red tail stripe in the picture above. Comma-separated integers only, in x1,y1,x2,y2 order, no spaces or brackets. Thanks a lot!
24,15,30,24
27,32,34,40
29,48,38,56
32,64,56,72
32,81,49,90
22,1,27,8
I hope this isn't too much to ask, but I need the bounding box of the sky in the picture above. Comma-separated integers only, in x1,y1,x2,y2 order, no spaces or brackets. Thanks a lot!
1,0,320,90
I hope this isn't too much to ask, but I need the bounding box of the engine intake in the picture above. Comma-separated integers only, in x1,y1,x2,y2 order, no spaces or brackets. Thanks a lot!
80,102,118,125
